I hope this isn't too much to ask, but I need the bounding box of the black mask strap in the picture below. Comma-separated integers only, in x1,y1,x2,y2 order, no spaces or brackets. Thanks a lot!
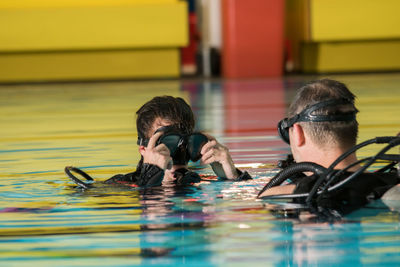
278,98,357,144
286,99,356,128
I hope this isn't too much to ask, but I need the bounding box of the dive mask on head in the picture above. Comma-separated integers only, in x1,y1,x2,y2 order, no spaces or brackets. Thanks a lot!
278,99,357,144
137,125,209,165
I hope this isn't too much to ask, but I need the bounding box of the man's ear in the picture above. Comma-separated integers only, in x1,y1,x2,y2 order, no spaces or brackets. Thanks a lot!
139,146,146,156
292,123,305,147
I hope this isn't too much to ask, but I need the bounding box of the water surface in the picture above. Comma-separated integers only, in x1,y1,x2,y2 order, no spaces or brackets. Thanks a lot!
1,74,400,266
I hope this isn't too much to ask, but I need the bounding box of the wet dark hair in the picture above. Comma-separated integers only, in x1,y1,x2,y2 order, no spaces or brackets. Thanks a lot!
288,79,359,149
136,96,195,139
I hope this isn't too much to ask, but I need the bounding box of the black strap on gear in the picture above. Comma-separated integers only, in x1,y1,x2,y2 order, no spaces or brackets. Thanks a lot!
64,166,94,189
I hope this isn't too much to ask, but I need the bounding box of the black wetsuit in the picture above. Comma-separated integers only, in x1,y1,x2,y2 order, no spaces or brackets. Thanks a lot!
104,163,252,187
293,171,400,213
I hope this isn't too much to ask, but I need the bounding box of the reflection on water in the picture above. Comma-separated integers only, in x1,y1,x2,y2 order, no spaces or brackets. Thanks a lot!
0,74,400,266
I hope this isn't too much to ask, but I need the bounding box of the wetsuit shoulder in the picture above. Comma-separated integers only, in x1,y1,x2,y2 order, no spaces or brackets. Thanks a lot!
104,171,137,184
347,171,400,198
294,171,399,196
293,171,400,212
104,164,165,187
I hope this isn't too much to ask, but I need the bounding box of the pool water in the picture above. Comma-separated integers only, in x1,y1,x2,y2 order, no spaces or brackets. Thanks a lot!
0,74,400,266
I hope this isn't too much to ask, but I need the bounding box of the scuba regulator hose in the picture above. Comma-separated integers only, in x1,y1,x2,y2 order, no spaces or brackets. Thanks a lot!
257,162,326,198
258,136,400,205
307,136,400,203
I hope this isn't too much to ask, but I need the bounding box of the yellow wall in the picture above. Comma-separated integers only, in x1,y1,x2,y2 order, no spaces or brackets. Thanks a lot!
0,0,178,8
0,0,187,81
0,1,187,51
0,49,180,82
310,0,400,41
286,0,400,73
302,40,400,73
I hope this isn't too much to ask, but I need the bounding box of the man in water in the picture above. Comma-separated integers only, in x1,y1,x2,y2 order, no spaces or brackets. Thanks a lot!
258,79,399,210
105,95,250,186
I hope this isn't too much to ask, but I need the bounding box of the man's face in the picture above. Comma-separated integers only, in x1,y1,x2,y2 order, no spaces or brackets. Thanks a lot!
143,117,187,182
